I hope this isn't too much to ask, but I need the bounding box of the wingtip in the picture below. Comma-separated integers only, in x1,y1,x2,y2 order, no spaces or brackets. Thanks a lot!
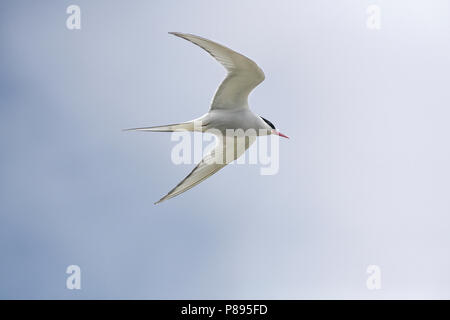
169,32,192,39
155,191,173,204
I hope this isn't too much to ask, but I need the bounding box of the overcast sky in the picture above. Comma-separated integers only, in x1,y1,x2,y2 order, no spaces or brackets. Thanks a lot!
1,0,450,299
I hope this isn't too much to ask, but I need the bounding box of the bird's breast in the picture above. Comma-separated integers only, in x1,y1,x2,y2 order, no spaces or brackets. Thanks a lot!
203,110,268,136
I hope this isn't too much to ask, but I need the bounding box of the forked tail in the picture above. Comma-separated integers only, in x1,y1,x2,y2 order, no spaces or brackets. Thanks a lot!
123,121,195,132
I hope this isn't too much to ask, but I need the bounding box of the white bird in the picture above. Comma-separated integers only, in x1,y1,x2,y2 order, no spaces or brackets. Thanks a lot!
126,32,288,204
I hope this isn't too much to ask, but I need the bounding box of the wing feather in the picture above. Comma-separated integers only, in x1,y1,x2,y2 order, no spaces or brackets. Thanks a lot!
155,134,256,204
169,32,265,111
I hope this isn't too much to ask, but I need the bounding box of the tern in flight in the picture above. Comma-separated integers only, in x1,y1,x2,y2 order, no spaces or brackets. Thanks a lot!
126,32,288,204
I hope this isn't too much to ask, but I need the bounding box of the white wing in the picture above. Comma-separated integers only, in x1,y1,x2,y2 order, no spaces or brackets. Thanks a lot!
170,32,265,111
155,134,256,204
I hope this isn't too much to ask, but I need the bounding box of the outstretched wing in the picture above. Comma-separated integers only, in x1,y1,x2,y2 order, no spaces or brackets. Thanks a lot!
169,32,265,111
155,134,256,204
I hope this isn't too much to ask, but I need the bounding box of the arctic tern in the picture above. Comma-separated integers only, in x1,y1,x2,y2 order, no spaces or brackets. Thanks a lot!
125,32,288,204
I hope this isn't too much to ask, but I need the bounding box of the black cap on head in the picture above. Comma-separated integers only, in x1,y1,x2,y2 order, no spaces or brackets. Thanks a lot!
260,116,275,130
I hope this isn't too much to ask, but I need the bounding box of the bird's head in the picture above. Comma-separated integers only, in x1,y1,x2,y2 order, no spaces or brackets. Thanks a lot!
260,116,289,139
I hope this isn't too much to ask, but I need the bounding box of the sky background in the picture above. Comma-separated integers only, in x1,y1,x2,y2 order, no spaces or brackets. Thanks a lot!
1,0,450,299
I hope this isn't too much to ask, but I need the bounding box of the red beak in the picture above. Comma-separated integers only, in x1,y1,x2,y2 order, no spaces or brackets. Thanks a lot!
273,130,289,139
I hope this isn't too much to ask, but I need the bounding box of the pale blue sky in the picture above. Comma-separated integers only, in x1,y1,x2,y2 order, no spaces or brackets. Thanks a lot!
1,0,450,299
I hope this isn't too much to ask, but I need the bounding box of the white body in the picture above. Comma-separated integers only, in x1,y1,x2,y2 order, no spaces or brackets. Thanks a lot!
193,109,272,135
